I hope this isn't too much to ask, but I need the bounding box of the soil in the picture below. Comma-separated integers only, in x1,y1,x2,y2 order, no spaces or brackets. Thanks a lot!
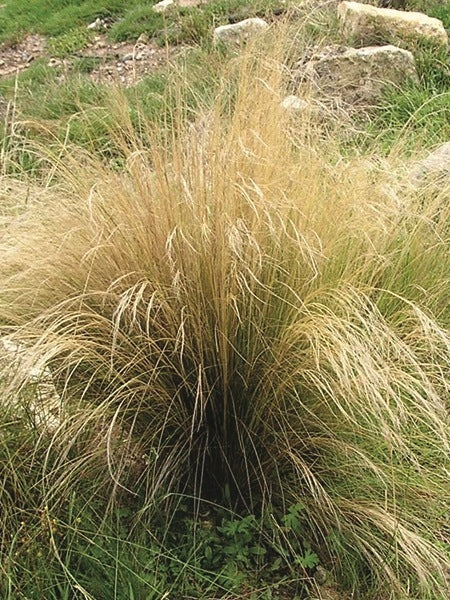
0,32,176,87
0,34,46,78
81,35,176,86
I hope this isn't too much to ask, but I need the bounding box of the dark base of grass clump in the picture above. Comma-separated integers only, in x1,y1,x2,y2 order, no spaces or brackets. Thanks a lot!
0,401,322,599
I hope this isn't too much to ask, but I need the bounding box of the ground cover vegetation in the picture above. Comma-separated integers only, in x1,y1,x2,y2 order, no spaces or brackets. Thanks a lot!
0,2,449,599
0,0,448,172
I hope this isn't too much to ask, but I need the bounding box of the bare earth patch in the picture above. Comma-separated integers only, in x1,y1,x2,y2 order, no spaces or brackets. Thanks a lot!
81,36,176,86
0,33,176,87
0,34,46,77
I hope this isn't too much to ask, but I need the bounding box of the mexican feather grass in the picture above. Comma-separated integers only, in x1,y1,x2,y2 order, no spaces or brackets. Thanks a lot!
0,42,449,598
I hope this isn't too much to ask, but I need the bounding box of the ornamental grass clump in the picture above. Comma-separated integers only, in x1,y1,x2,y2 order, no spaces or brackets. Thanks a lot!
0,44,449,598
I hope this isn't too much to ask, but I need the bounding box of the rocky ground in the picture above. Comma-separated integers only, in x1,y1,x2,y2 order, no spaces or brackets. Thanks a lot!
0,32,177,86
81,35,175,86
0,33,46,77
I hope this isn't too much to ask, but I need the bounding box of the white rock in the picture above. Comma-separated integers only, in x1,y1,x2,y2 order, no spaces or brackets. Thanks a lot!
136,33,149,44
153,0,175,13
152,0,205,9
338,1,448,48
178,0,207,6
213,18,269,46
281,95,310,112
0,338,61,431
87,17,105,31
301,44,418,106
48,58,64,68
410,142,450,186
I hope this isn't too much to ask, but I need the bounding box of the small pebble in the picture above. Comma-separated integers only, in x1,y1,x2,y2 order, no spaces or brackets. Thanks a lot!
314,565,328,585
137,33,149,44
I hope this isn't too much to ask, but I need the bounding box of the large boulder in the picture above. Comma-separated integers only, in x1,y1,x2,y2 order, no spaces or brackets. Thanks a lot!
213,18,269,46
379,1,406,7
299,44,418,107
338,1,448,48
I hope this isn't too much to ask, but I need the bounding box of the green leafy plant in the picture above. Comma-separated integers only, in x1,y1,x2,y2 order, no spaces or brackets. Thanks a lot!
46,26,94,58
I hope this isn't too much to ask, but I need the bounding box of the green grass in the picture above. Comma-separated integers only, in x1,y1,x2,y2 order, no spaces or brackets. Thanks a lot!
0,0,285,47
0,45,227,173
406,1,450,31
0,1,287,167
0,0,143,43
353,42,450,152
46,25,95,58
428,6,450,33
0,0,445,48
0,379,320,599
1,0,446,171
369,85,450,151
109,0,285,45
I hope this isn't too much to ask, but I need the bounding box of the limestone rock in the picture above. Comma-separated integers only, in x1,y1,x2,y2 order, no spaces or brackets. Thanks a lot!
87,17,106,30
136,33,149,44
153,0,175,13
281,95,310,112
410,142,450,186
0,338,61,431
338,1,448,48
213,18,269,46
300,44,418,106
48,58,65,68
153,0,204,12
177,0,208,5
